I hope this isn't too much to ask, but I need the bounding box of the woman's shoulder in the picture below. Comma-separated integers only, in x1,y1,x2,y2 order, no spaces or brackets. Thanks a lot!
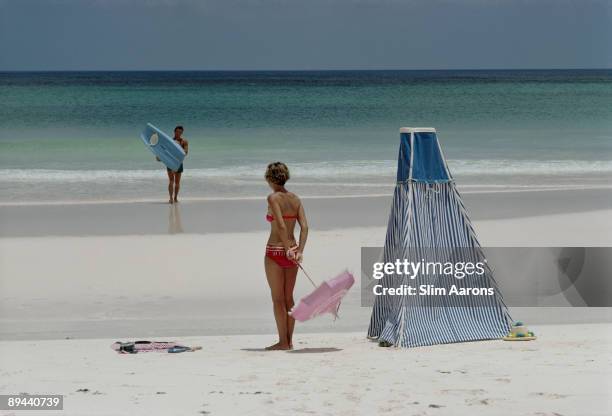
267,192,281,202
288,192,301,203
286,192,301,208
267,191,300,204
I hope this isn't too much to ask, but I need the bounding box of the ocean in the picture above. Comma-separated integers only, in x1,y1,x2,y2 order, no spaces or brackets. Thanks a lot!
1,70,611,203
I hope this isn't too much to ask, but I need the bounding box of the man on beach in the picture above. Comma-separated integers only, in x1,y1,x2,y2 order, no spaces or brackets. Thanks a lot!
165,125,188,204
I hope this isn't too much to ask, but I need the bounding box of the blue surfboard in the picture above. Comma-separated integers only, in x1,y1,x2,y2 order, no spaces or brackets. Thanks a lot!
140,123,185,172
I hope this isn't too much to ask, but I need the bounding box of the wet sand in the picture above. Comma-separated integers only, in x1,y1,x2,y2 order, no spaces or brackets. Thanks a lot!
1,187,611,237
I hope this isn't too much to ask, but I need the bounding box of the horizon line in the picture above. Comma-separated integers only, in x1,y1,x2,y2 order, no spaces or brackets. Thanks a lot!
1,67,611,73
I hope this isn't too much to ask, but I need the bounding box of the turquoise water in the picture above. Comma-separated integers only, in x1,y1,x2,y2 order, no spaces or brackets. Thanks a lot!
1,70,611,202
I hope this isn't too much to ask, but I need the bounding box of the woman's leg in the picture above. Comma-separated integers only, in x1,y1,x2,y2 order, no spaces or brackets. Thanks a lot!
264,256,291,350
166,170,175,204
284,266,298,348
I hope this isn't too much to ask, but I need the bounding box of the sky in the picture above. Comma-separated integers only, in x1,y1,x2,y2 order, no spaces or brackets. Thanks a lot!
0,0,610,70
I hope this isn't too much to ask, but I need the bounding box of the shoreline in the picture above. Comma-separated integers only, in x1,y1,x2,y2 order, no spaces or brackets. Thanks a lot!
1,182,612,207
1,187,612,238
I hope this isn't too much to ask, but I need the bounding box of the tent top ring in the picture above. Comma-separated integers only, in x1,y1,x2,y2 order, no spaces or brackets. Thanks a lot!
399,127,437,133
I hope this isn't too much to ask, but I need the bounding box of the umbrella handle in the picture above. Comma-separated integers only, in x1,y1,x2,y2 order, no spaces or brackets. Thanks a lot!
297,263,318,288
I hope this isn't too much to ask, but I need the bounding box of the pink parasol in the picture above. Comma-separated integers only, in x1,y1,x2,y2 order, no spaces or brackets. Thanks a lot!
289,266,355,322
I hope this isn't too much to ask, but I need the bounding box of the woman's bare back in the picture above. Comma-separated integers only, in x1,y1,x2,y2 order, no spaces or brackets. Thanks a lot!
267,191,301,245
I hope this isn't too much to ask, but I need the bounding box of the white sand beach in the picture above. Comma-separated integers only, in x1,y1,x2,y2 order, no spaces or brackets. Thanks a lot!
1,192,612,415
1,325,611,416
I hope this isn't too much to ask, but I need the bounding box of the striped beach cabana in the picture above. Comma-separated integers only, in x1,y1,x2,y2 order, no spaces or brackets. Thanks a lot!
367,127,512,348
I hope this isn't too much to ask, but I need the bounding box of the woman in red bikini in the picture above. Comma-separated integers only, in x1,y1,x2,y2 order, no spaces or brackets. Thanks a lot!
264,162,308,351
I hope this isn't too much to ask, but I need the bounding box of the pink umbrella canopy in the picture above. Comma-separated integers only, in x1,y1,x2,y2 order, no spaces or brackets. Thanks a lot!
290,269,355,322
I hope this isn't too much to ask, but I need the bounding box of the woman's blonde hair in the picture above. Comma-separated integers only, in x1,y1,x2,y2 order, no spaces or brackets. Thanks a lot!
265,162,290,186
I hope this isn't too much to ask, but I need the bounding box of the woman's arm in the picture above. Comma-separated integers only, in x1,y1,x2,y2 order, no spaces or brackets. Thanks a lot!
268,194,293,252
296,202,308,261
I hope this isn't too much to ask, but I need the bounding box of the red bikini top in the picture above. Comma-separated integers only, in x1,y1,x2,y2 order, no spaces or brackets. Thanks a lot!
266,213,298,223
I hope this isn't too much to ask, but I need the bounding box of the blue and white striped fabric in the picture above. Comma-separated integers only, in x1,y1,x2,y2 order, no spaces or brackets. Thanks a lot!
367,128,511,348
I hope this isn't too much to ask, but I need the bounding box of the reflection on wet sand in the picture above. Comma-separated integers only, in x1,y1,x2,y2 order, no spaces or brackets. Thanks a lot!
168,204,184,234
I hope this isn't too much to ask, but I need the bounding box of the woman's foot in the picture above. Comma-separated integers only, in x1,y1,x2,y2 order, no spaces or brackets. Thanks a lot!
265,342,292,351
168,198,174,204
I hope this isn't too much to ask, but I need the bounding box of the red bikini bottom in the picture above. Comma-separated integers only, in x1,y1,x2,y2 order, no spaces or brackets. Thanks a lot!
265,244,298,269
